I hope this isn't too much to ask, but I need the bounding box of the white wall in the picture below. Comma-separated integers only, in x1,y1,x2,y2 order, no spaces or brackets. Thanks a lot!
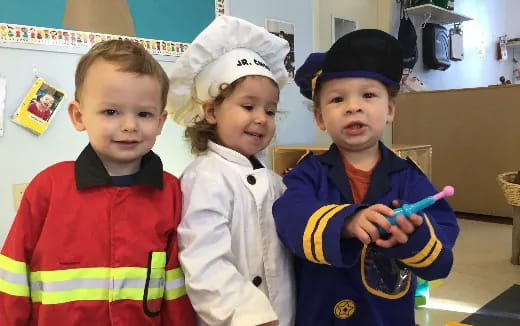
391,0,520,90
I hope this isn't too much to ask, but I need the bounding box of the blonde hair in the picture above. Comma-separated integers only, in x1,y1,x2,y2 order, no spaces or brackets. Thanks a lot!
185,75,278,155
74,39,169,109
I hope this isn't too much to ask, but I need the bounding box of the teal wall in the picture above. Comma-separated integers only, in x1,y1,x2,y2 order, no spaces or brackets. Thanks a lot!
0,0,214,42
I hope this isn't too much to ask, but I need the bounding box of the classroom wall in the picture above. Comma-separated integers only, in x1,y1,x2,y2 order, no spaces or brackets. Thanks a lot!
0,1,315,246
228,0,316,168
391,0,520,90
313,0,392,52
229,0,315,148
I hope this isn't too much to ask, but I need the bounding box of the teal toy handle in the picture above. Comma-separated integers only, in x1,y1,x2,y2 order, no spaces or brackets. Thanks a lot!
376,186,454,235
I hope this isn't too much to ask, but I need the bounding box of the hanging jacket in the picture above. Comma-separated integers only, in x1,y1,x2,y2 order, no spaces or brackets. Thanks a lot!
178,141,296,326
273,142,459,326
0,144,196,326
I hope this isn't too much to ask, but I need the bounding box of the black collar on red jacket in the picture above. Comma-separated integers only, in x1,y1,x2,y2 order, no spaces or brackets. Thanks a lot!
316,142,408,203
75,143,163,190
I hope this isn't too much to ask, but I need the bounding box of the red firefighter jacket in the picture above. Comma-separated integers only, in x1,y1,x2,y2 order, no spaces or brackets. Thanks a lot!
0,144,196,325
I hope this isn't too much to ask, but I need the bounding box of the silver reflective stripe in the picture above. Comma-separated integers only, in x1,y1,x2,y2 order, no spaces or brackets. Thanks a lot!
166,277,184,291
0,267,29,286
118,277,162,289
31,277,164,292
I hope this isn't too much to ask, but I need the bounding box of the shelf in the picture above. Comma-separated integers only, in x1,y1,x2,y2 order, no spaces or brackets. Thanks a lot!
507,40,520,48
406,4,472,26
271,145,432,178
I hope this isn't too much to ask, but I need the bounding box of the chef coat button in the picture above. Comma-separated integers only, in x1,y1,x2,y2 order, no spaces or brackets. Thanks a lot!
247,175,256,185
252,276,262,287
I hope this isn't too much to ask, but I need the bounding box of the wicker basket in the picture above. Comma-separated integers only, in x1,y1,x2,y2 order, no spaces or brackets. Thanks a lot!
497,172,520,206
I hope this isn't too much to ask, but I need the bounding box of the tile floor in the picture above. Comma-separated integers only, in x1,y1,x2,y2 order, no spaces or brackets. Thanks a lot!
415,217,520,326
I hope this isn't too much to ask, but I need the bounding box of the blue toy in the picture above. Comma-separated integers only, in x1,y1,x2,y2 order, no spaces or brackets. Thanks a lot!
377,186,455,235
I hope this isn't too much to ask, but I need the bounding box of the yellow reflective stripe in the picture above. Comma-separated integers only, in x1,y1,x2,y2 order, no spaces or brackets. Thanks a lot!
165,267,186,301
115,287,162,301
165,285,187,300
0,254,28,274
151,252,166,268
0,279,30,297
0,254,30,297
149,268,164,280
114,267,148,279
165,267,184,281
314,204,350,264
30,267,148,282
29,266,166,304
303,204,337,263
400,216,440,266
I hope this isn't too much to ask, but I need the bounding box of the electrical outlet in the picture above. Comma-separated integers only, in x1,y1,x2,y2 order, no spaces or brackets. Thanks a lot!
13,183,28,210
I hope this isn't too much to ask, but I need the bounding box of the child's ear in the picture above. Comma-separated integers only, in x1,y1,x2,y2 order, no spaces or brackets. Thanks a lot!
314,108,326,131
203,101,217,125
68,101,86,131
386,100,396,123
157,111,168,135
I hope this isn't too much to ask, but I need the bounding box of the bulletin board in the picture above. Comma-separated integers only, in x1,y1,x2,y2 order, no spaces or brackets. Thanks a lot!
0,0,226,56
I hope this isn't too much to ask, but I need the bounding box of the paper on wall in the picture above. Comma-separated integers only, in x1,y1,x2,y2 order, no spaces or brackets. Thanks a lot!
10,78,66,135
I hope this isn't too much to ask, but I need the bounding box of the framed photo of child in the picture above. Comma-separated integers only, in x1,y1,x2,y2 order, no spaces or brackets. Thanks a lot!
265,18,295,80
11,78,65,135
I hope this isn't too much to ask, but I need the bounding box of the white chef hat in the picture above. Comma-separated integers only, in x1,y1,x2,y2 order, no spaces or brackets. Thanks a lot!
167,15,290,126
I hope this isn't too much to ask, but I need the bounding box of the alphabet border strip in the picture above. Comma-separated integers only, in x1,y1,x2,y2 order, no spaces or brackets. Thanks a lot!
0,0,226,57
0,22,189,57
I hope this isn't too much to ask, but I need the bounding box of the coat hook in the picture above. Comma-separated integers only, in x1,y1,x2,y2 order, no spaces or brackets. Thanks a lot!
32,64,39,80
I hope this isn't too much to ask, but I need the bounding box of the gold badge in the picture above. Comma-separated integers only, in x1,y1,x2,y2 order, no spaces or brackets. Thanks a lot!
334,299,356,319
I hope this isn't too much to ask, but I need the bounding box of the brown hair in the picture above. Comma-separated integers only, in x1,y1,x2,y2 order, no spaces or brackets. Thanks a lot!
185,76,279,155
74,39,169,109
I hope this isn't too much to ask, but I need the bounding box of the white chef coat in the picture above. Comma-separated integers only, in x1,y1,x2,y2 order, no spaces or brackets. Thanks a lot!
178,141,295,326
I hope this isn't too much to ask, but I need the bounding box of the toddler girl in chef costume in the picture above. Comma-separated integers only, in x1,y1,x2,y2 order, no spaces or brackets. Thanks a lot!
167,15,295,326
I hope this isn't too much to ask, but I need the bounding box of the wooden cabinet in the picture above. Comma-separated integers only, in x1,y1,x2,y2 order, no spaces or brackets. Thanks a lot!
392,144,433,179
393,85,520,218
272,144,432,179
271,146,327,176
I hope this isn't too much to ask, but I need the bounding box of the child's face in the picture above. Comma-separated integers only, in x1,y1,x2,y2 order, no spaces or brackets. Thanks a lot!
39,95,54,111
68,59,167,175
315,77,395,154
205,76,278,158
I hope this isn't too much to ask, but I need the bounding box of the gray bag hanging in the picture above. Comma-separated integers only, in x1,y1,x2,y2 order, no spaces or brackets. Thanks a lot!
398,4,418,71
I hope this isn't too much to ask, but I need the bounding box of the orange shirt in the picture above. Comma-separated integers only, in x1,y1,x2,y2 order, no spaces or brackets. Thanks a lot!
343,158,375,204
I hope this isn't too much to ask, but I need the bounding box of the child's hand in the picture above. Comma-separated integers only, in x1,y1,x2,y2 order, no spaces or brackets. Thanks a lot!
375,200,424,248
342,204,394,244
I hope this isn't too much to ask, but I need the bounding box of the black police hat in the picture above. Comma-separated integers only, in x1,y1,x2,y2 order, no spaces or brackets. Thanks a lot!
295,29,403,99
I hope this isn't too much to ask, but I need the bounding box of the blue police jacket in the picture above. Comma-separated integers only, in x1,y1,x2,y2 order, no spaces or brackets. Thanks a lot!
273,142,459,325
